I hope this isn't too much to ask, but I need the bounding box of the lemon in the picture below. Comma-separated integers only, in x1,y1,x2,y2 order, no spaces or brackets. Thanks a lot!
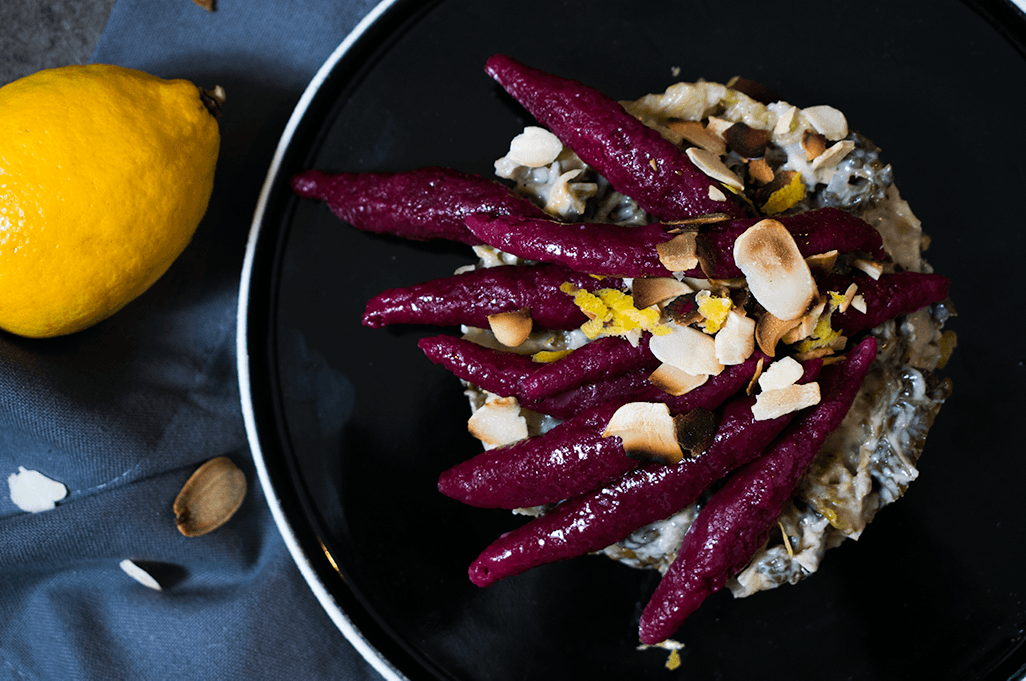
0,64,221,338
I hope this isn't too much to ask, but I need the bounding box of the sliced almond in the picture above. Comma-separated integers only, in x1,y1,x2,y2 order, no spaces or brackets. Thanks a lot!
852,259,884,280
174,457,247,537
507,126,563,167
649,321,724,376
811,140,855,170
850,294,867,313
793,347,835,361
656,232,700,272
686,147,744,191
488,307,533,347
801,129,827,161
773,105,798,137
755,312,801,357
757,356,804,391
714,310,756,365
468,396,528,447
802,105,848,141
747,157,775,185
838,282,858,312
648,363,709,396
632,277,694,309
666,120,727,156
805,250,839,272
782,297,827,344
732,219,818,321
603,402,684,464
752,382,821,421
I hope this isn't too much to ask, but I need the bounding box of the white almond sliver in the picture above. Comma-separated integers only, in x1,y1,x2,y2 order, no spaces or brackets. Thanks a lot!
686,147,744,191
752,382,821,421
507,126,563,167
468,397,528,448
714,310,756,365
120,559,162,591
852,259,884,280
811,140,855,170
649,321,724,377
758,356,804,391
751,383,820,420
802,105,848,141
602,402,683,463
773,105,798,137
851,294,867,313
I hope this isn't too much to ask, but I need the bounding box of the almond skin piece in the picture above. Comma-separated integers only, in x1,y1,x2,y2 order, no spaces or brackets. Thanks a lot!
174,457,247,537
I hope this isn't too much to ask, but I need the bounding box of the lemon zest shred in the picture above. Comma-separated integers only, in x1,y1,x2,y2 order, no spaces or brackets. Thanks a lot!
561,282,667,339
531,349,573,363
761,172,805,215
696,291,733,333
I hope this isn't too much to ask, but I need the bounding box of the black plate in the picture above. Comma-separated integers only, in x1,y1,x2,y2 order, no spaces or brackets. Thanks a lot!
239,1,1026,678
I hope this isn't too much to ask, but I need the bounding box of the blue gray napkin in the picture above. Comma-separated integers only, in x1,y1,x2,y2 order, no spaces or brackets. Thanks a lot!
0,0,385,678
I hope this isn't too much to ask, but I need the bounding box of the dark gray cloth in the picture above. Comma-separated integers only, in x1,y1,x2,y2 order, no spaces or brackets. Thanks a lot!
0,0,384,678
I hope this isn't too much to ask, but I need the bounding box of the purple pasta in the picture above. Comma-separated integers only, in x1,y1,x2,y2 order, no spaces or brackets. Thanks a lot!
694,208,888,279
291,167,548,244
484,54,748,221
418,335,540,401
441,354,762,509
465,214,675,277
822,271,950,336
467,359,821,587
518,336,659,402
362,264,622,330
638,336,877,644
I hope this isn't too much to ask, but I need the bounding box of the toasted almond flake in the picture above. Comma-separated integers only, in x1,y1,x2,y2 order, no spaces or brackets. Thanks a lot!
852,259,883,280
801,129,827,161
649,321,725,376
773,105,798,137
746,357,765,395
632,277,694,309
802,105,848,140
851,294,867,313
603,402,684,464
755,312,801,357
811,140,855,170
725,122,770,158
686,147,744,191
782,297,827,344
667,120,727,155
174,457,247,537
752,382,821,421
747,157,774,185
649,158,659,171
648,363,709,396
656,232,700,272
805,250,839,272
708,185,727,201
758,356,804,391
507,126,563,167
120,559,162,591
488,307,533,347
714,310,756,365
733,219,817,321
937,330,958,369
468,396,528,447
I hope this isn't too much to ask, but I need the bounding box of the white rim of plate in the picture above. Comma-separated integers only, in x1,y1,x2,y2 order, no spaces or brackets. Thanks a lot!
236,1,407,680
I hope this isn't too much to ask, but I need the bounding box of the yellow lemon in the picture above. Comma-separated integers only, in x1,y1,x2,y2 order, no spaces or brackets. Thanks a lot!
0,64,222,338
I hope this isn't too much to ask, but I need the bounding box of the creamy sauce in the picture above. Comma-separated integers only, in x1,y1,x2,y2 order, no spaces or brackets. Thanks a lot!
466,79,952,599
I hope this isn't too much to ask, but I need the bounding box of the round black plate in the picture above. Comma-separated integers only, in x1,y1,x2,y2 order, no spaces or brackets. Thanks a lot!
239,1,1026,679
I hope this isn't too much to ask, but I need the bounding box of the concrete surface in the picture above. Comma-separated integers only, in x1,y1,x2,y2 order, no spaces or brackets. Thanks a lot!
0,0,117,87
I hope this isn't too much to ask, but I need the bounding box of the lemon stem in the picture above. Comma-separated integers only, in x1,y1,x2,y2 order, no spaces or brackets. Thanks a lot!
200,85,226,120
